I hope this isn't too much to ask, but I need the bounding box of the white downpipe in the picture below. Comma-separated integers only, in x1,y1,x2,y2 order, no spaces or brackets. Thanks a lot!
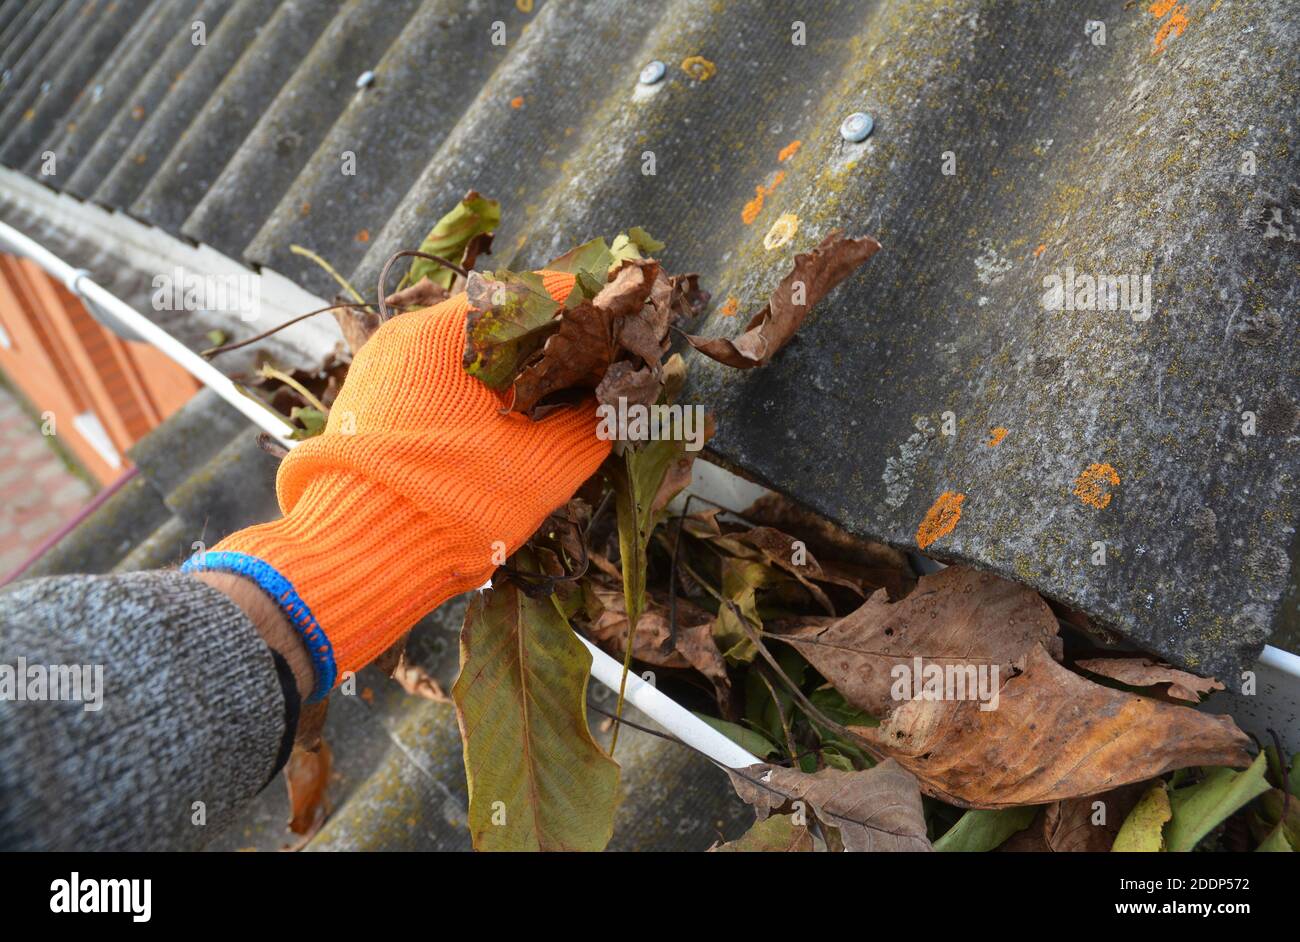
0,220,296,444
0,221,761,771
578,635,760,768
1260,643,1300,677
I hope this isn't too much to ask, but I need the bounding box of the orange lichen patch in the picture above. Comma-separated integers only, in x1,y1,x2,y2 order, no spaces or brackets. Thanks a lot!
356,229,370,243
509,95,525,109
360,687,374,704
515,0,533,12
1033,243,1046,258
131,104,145,120
299,201,311,217
681,55,717,81
917,491,965,549
133,152,147,165
778,139,802,162
987,427,1008,447
741,170,786,224
22,108,34,122
1073,462,1120,509
1149,0,1189,53
720,295,739,317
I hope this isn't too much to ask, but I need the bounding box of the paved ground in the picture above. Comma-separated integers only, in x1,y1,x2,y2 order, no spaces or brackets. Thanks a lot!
0,384,94,579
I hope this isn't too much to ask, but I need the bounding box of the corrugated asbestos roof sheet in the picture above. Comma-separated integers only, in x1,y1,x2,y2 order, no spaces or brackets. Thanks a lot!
1,0,1298,844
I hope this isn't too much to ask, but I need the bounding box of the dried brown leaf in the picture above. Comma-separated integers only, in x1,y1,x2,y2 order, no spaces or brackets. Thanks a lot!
283,740,331,843
332,306,383,355
743,492,916,599
459,231,494,274
513,299,621,413
777,566,1253,808
686,231,880,368
391,654,452,703
1043,782,1148,852
293,699,329,750
726,758,932,851
384,276,451,313
584,579,730,705
1075,656,1224,704
595,360,662,410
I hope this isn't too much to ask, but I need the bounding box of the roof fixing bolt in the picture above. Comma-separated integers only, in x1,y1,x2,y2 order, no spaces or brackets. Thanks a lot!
840,111,874,143
638,60,666,85
356,70,375,90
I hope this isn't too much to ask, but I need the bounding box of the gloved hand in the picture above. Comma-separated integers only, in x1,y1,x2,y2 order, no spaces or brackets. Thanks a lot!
184,271,609,701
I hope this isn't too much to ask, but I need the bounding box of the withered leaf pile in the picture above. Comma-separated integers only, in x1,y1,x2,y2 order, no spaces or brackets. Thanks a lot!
461,227,877,418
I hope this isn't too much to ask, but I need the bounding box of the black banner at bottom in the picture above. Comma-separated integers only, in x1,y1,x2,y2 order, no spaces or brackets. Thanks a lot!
0,850,1285,927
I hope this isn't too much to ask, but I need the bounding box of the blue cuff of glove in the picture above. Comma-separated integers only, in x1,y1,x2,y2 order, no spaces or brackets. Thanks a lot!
182,550,337,703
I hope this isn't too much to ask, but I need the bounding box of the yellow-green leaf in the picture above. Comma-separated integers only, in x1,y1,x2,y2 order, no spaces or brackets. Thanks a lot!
1113,782,1172,852
1256,821,1294,852
289,406,327,440
935,806,1038,852
1165,753,1269,852
410,192,500,289
453,577,621,851
711,814,814,852
546,236,614,279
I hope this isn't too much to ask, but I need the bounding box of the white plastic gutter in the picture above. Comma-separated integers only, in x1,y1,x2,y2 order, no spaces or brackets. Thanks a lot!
0,220,761,771
0,220,297,446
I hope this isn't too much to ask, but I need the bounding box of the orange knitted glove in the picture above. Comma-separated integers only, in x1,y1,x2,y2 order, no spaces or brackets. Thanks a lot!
183,271,610,700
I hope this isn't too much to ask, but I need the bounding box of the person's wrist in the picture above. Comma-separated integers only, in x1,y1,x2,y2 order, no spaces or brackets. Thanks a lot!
194,571,315,701
198,469,490,693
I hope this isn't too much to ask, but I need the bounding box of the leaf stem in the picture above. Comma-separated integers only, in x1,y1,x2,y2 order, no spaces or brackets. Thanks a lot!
609,448,644,756
202,302,361,359
259,363,327,415
290,245,368,306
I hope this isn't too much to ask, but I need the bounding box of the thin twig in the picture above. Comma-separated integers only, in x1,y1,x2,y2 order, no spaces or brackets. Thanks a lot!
585,698,810,770
377,250,467,321
730,599,882,760
587,489,613,537
201,302,359,358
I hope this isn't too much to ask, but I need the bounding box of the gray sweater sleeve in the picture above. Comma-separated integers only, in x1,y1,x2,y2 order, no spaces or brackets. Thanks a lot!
0,571,293,850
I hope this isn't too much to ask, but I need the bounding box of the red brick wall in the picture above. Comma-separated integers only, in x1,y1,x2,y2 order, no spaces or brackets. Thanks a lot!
0,253,200,485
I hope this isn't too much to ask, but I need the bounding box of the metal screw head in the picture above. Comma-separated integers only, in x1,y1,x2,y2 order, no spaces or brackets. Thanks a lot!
840,111,874,142
639,60,666,85
355,70,375,89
